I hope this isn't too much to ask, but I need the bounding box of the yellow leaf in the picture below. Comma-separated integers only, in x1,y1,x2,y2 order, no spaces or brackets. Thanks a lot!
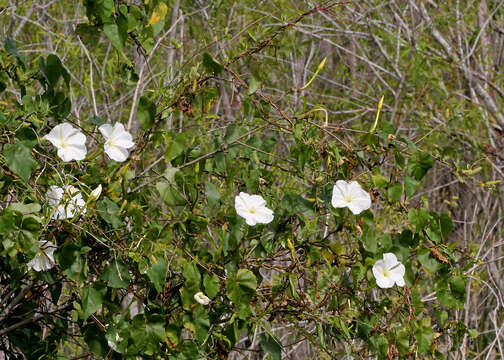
148,12,161,25
148,2,168,25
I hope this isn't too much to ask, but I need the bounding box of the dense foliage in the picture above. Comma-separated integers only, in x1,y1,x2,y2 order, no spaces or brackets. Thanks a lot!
0,0,503,359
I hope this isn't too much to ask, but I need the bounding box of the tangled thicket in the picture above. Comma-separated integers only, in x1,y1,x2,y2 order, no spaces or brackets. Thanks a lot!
1,1,504,359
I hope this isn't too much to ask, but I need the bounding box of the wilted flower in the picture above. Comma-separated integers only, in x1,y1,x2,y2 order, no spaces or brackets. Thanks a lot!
331,180,371,215
43,123,87,162
372,253,406,289
194,292,211,305
235,192,274,226
99,123,135,162
27,240,56,272
89,184,102,201
47,185,86,220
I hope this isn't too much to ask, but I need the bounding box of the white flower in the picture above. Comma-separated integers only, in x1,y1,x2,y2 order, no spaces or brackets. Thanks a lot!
43,123,87,162
99,123,135,162
372,253,406,288
331,180,371,215
89,184,102,201
235,192,274,226
194,292,211,305
47,185,86,220
27,240,56,272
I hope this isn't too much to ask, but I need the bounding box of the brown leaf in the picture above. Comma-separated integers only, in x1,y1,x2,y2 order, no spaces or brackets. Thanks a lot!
430,247,449,263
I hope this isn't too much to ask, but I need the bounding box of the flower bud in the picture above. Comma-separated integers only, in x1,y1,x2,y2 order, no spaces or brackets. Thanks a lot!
89,184,102,201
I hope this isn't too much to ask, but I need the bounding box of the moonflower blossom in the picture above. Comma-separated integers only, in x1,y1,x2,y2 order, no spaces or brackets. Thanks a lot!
27,240,56,272
194,292,211,305
47,185,86,220
43,123,87,162
372,253,406,289
99,123,135,162
331,180,371,215
235,192,274,226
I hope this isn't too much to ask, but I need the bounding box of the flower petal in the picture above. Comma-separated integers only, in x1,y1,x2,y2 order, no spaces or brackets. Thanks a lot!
60,144,87,161
113,137,135,149
47,186,63,206
390,264,406,286
99,124,114,139
105,145,130,162
375,274,395,288
254,208,274,224
248,194,267,207
112,123,127,135
28,241,56,272
382,253,399,268
331,183,347,208
244,216,257,226
66,131,87,145
347,198,371,215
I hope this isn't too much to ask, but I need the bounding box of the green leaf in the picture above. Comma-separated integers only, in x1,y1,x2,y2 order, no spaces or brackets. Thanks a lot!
396,329,410,356
101,259,130,288
415,326,434,354
362,227,377,253
280,193,312,215
226,269,257,305
8,202,41,214
57,243,88,283
404,175,419,197
204,181,221,206
5,36,26,68
0,210,17,235
468,329,478,338
182,261,201,289
247,74,261,95
137,96,156,130
371,172,389,188
203,273,220,298
90,115,105,126
4,140,36,183
96,197,122,228
156,182,187,206
440,212,453,239
187,306,210,343
84,323,109,358
39,54,70,89
105,315,129,354
260,333,282,360
164,133,186,162
146,258,168,292
81,283,106,319
408,152,434,180
131,314,166,355
417,248,440,273
387,182,403,202
408,208,429,232
398,229,419,248
450,275,466,301
371,334,388,358
202,52,224,75
75,24,101,48
103,22,126,51
87,0,115,21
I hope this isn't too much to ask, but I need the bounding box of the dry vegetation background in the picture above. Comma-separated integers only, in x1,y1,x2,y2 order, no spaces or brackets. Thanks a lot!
2,0,504,359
